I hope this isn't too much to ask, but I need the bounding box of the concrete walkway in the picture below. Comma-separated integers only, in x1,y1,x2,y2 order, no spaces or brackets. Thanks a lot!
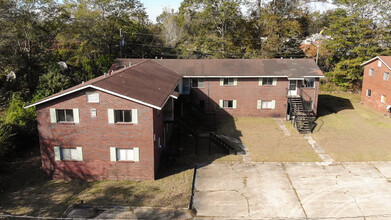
193,162,391,219
303,134,335,163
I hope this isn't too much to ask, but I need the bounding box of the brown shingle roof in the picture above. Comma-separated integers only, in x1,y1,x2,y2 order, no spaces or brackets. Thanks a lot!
26,60,181,109
112,59,324,78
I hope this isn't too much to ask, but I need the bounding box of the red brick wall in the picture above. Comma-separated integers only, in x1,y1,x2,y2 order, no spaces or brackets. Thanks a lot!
190,78,319,117
36,88,156,180
361,60,391,114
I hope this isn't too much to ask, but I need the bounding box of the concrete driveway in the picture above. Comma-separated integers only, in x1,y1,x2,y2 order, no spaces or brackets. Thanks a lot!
193,162,391,219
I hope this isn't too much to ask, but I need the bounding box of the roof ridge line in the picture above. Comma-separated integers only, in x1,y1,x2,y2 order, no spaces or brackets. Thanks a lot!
90,59,152,85
149,60,182,76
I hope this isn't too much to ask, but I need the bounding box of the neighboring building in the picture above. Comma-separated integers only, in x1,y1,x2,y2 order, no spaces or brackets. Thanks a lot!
361,56,391,115
26,58,323,180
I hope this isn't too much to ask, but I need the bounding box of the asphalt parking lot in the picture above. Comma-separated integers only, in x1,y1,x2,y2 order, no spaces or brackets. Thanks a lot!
193,162,391,219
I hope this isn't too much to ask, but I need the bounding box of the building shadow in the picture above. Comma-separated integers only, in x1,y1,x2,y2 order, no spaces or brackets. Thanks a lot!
157,88,243,179
316,94,354,118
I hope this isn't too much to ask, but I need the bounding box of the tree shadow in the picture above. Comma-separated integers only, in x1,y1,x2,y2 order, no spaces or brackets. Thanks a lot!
316,94,354,118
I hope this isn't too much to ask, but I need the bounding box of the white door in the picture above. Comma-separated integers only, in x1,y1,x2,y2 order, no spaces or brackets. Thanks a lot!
288,80,297,96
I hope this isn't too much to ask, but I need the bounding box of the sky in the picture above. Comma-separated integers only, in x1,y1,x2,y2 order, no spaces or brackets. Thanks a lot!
139,0,182,23
139,0,337,23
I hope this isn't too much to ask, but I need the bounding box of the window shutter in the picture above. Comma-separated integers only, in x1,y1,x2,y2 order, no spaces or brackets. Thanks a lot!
133,147,140,162
233,78,238,86
76,147,83,161
271,100,276,109
73,108,80,123
257,100,262,109
54,146,61,161
220,78,224,86
110,147,116,161
50,108,57,123
132,109,138,124
233,100,237,109
272,78,277,86
108,109,114,124
219,100,223,108
258,78,263,86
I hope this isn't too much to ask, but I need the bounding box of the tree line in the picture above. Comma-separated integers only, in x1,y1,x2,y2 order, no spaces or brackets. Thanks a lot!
0,0,390,161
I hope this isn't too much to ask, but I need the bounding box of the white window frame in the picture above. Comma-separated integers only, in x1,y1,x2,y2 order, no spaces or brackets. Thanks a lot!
50,108,79,123
110,147,139,162
86,92,99,103
257,100,276,110
219,100,237,109
381,95,386,104
259,77,277,86
220,78,237,86
191,78,205,88
384,72,389,81
366,89,371,97
54,146,83,161
378,60,382,67
108,109,138,124
369,68,374,76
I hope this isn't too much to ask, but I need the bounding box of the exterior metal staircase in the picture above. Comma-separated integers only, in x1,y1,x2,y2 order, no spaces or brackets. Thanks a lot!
289,97,313,133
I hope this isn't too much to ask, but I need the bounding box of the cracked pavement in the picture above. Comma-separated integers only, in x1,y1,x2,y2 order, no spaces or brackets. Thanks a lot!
193,162,391,219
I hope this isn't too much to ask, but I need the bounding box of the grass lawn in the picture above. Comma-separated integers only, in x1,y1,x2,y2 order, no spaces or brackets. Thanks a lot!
312,92,391,161
217,117,320,162
0,150,192,217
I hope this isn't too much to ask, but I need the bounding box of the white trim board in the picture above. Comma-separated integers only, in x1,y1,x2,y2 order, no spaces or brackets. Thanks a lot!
361,56,391,71
183,75,324,78
25,85,163,110
183,75,288,78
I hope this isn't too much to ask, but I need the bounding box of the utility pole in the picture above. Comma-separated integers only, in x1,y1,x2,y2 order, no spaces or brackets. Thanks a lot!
315,27,327,65
316,43,320,64
119,28,122,58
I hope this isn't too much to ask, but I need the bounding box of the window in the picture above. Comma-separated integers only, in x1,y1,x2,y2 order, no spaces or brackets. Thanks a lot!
54,146,83,161
56,109,74,122
219,100,237,109
114,110,132,123
261,78,273,85
220,78,237,86
110,147,139,162
381,95,386,104
191,78,205,88
366,89,371,97
304,78,315,88
384,72,389,81
50,108,79,123
86,92,99,103
257,100,276,109
262,101,274,109
116,148,134,161
369,68,374,76
223,100,233,108
108,109,138,124
378,60,382,67
259,77,277,86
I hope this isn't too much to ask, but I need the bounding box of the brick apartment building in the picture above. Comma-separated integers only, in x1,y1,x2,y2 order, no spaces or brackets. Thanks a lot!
26,58,323,180
361,56,391,115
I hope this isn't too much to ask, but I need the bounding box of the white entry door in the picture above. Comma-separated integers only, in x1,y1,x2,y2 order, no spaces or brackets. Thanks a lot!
288,80,297,96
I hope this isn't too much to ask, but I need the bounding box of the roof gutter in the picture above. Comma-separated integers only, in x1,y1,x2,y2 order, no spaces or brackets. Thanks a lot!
25,85,163,110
